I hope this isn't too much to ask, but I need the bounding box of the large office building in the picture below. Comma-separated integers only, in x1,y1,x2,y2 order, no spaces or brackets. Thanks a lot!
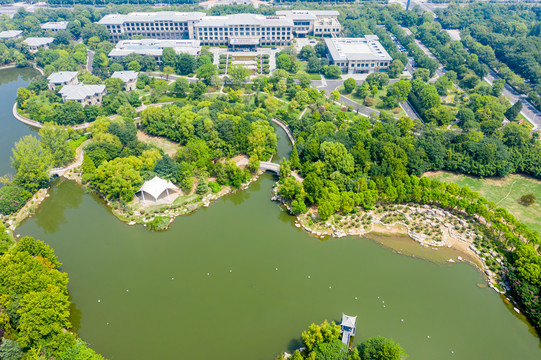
98,10,341,46
325,35,392,74
98,12,206,42
275,10,341,37
194,14,293,47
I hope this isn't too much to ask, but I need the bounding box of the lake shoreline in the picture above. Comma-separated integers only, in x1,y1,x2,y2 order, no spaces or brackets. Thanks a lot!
273,187,509,296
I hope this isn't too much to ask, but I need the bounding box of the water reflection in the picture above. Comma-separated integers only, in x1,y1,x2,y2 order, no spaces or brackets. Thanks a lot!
35,178,83,234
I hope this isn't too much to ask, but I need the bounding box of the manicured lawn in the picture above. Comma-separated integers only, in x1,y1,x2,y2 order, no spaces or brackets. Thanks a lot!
341,86,406,118
425,171,541,234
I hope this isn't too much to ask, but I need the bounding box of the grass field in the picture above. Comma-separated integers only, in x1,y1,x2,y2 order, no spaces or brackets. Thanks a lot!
425,171,541,234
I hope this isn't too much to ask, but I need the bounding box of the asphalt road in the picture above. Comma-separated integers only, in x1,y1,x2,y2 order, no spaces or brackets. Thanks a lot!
485,69,541,130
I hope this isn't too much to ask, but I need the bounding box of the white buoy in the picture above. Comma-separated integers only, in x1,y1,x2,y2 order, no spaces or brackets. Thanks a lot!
329,286,332,289
401,319,404,322
308,276,311,279
383,305,386,308
207,273,210,276
355,297,358,300
377,296,380,299
229,270,232,273
427,336,430,339
451,351,454,354
382,301,385,304
275,268,278,270
98,300,101,303
171,277,174,280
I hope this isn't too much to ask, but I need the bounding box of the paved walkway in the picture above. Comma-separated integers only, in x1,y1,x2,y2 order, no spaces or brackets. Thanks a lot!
271,117,295,145
49,140,89,176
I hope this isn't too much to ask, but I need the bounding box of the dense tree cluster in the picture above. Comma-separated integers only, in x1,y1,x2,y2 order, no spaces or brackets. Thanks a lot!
0,237,103,359
435,3,541,111
82,96,276,201
0,124,76,216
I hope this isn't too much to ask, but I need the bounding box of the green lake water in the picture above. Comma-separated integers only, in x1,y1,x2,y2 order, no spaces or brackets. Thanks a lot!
0,67,39,176
2,67,540,359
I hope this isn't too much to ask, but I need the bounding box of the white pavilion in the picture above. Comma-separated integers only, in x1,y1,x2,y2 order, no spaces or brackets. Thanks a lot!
137,176,180,204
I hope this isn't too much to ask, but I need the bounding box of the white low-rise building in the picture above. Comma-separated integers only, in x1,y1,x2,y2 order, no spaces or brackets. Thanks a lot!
40,22,69,32
0,30,23,40
58,84,106,106
23,37,55,52
108,39,201,63
47,71,79,90
111,71,139,91
325,36,392,74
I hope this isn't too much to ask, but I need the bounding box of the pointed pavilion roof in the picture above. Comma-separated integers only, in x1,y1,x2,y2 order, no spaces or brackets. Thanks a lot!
139,176,179,200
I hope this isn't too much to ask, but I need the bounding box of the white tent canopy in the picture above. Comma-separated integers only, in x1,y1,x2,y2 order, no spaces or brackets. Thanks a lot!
138,176,179,203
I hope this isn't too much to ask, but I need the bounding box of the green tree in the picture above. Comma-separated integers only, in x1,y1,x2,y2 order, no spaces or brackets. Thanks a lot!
301,45,316,59
127,60,141,72
163,65,175,80
38,124,75,168
503,122,530,147
289,145,301,170
302,321,341,352
324,65,342,79
104,77,125,95
92,156,143,201
161,47,178,69
505,101,523,121
276,53,292,71
228,64,250,88
520,194,536,206
81,153,96,183
195,177,209,195
413,68,430,82
307,56,322,73
17,286,71,348
177,53,196,75
344,78,356,93
359,336,407,360
11,135,52,192
388,59,405,78
0,339,23,360
196,63,217,85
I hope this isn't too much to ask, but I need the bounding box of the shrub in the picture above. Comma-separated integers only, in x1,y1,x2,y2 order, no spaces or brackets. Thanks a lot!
364,97,375,107
520,194,536,206
0,339,23,360
146,216,170,231
208,181,221,193
0,185,30,215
